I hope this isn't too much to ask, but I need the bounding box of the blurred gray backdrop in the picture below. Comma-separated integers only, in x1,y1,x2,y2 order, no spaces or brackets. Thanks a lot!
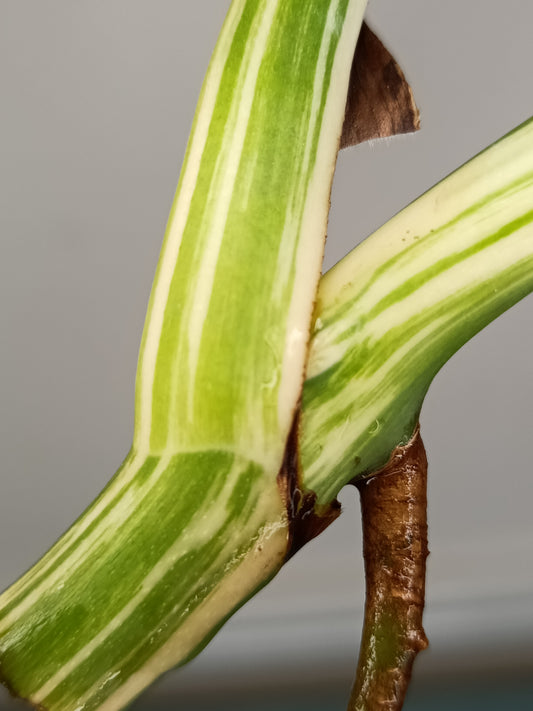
0,1,532,708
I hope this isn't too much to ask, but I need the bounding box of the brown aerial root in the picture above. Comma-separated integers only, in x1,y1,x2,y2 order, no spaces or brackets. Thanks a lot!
348,426,429,711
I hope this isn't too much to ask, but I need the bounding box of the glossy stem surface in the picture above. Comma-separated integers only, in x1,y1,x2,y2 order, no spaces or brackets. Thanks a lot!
349,427,429,711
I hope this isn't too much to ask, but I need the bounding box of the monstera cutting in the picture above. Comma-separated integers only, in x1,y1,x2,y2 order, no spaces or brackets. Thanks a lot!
0,2,532,711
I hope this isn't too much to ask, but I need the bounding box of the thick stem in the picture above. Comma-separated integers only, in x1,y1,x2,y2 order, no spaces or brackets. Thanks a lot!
348,427,429,711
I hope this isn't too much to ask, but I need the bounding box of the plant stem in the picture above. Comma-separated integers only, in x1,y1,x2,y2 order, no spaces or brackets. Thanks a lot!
0,3,370,710
348,427,429,711
1,7,533,710
301,116,533,503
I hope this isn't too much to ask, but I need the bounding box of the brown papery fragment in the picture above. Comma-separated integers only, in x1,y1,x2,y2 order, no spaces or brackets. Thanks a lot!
341,22,420,148
348,427,429,711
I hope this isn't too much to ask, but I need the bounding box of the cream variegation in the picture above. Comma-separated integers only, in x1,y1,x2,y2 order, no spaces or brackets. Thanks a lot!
301,116,533,503
0,2,368,710
1,3,533,711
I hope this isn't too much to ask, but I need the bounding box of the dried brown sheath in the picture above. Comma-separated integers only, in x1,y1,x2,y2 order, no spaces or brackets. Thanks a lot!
341,22,420,148
348,427,429,711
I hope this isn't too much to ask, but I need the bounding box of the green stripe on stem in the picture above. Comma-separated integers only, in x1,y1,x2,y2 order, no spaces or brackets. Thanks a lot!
0,1,368,710
1,4,533,710
2,113,531,708
301,117,533,503
2,115,532,711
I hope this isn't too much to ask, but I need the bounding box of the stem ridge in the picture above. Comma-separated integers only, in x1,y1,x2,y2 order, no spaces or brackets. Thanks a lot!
349,426,429,711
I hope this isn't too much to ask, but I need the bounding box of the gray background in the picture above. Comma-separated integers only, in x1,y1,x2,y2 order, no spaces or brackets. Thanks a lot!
0,0,532,707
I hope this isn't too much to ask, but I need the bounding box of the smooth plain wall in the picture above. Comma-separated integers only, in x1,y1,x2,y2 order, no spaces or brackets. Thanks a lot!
1,0,532,699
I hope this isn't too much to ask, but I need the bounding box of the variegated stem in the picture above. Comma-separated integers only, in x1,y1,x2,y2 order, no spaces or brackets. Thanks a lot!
1,9,533,711
1,114,532,711
301,116,533,504
0,2,367,710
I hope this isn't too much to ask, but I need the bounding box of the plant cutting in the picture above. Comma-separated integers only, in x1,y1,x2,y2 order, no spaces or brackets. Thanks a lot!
0,2,532,711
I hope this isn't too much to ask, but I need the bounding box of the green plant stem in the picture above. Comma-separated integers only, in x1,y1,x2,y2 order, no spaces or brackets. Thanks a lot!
1,116,532,711
0,2,370,710
1,11,533,711
300,116,533,503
